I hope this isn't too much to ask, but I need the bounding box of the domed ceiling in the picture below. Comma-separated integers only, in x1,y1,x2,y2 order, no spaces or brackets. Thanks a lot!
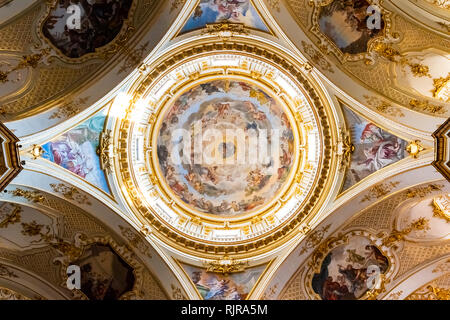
114,44,335,256
0,0,448,301
156,79,295,217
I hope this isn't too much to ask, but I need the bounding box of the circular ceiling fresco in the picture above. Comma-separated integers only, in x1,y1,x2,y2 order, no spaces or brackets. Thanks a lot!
156,79,296,217
113,41,337,256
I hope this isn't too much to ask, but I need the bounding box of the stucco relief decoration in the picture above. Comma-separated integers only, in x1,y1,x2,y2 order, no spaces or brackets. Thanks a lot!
0,50,50,111
0,288,30,300
0,203,22,229
386,49,450,106
340,104,407,192
0,0,13,8
41,110,110,193
391,192,450,243
182,263,266,300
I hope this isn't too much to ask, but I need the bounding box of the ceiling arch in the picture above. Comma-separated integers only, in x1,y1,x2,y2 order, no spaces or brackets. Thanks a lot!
0,172,185,299
259,163,449,299
1,0,183,135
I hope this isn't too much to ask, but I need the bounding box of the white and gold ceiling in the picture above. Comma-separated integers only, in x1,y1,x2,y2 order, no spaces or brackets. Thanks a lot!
0,0,448,301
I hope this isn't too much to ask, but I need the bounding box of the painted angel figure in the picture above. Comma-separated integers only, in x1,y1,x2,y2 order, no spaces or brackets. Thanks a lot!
204,279,229,300
357,123,404,172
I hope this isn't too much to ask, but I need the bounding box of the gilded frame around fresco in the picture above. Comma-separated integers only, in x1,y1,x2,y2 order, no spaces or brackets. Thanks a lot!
113,36,339,258
302,230,396,300
37,0,139,63
56,234,145,300
308,0,399,63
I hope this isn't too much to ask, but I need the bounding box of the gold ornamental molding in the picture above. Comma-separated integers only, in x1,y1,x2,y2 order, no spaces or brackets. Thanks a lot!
0,122,22,192
0,49,50,85
98,130,113,174
432,194,450,222
379,217,430,247
432,73,450,102
0,0,12,8
0,203,22,229
0,287,31,301
113,36,339,258
336,128,354,172
37,0,139,63
204,255,249,275
432,118,450,181
309,0,399,64
406,284,450,300
54,234,146,300
8,188,45,204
